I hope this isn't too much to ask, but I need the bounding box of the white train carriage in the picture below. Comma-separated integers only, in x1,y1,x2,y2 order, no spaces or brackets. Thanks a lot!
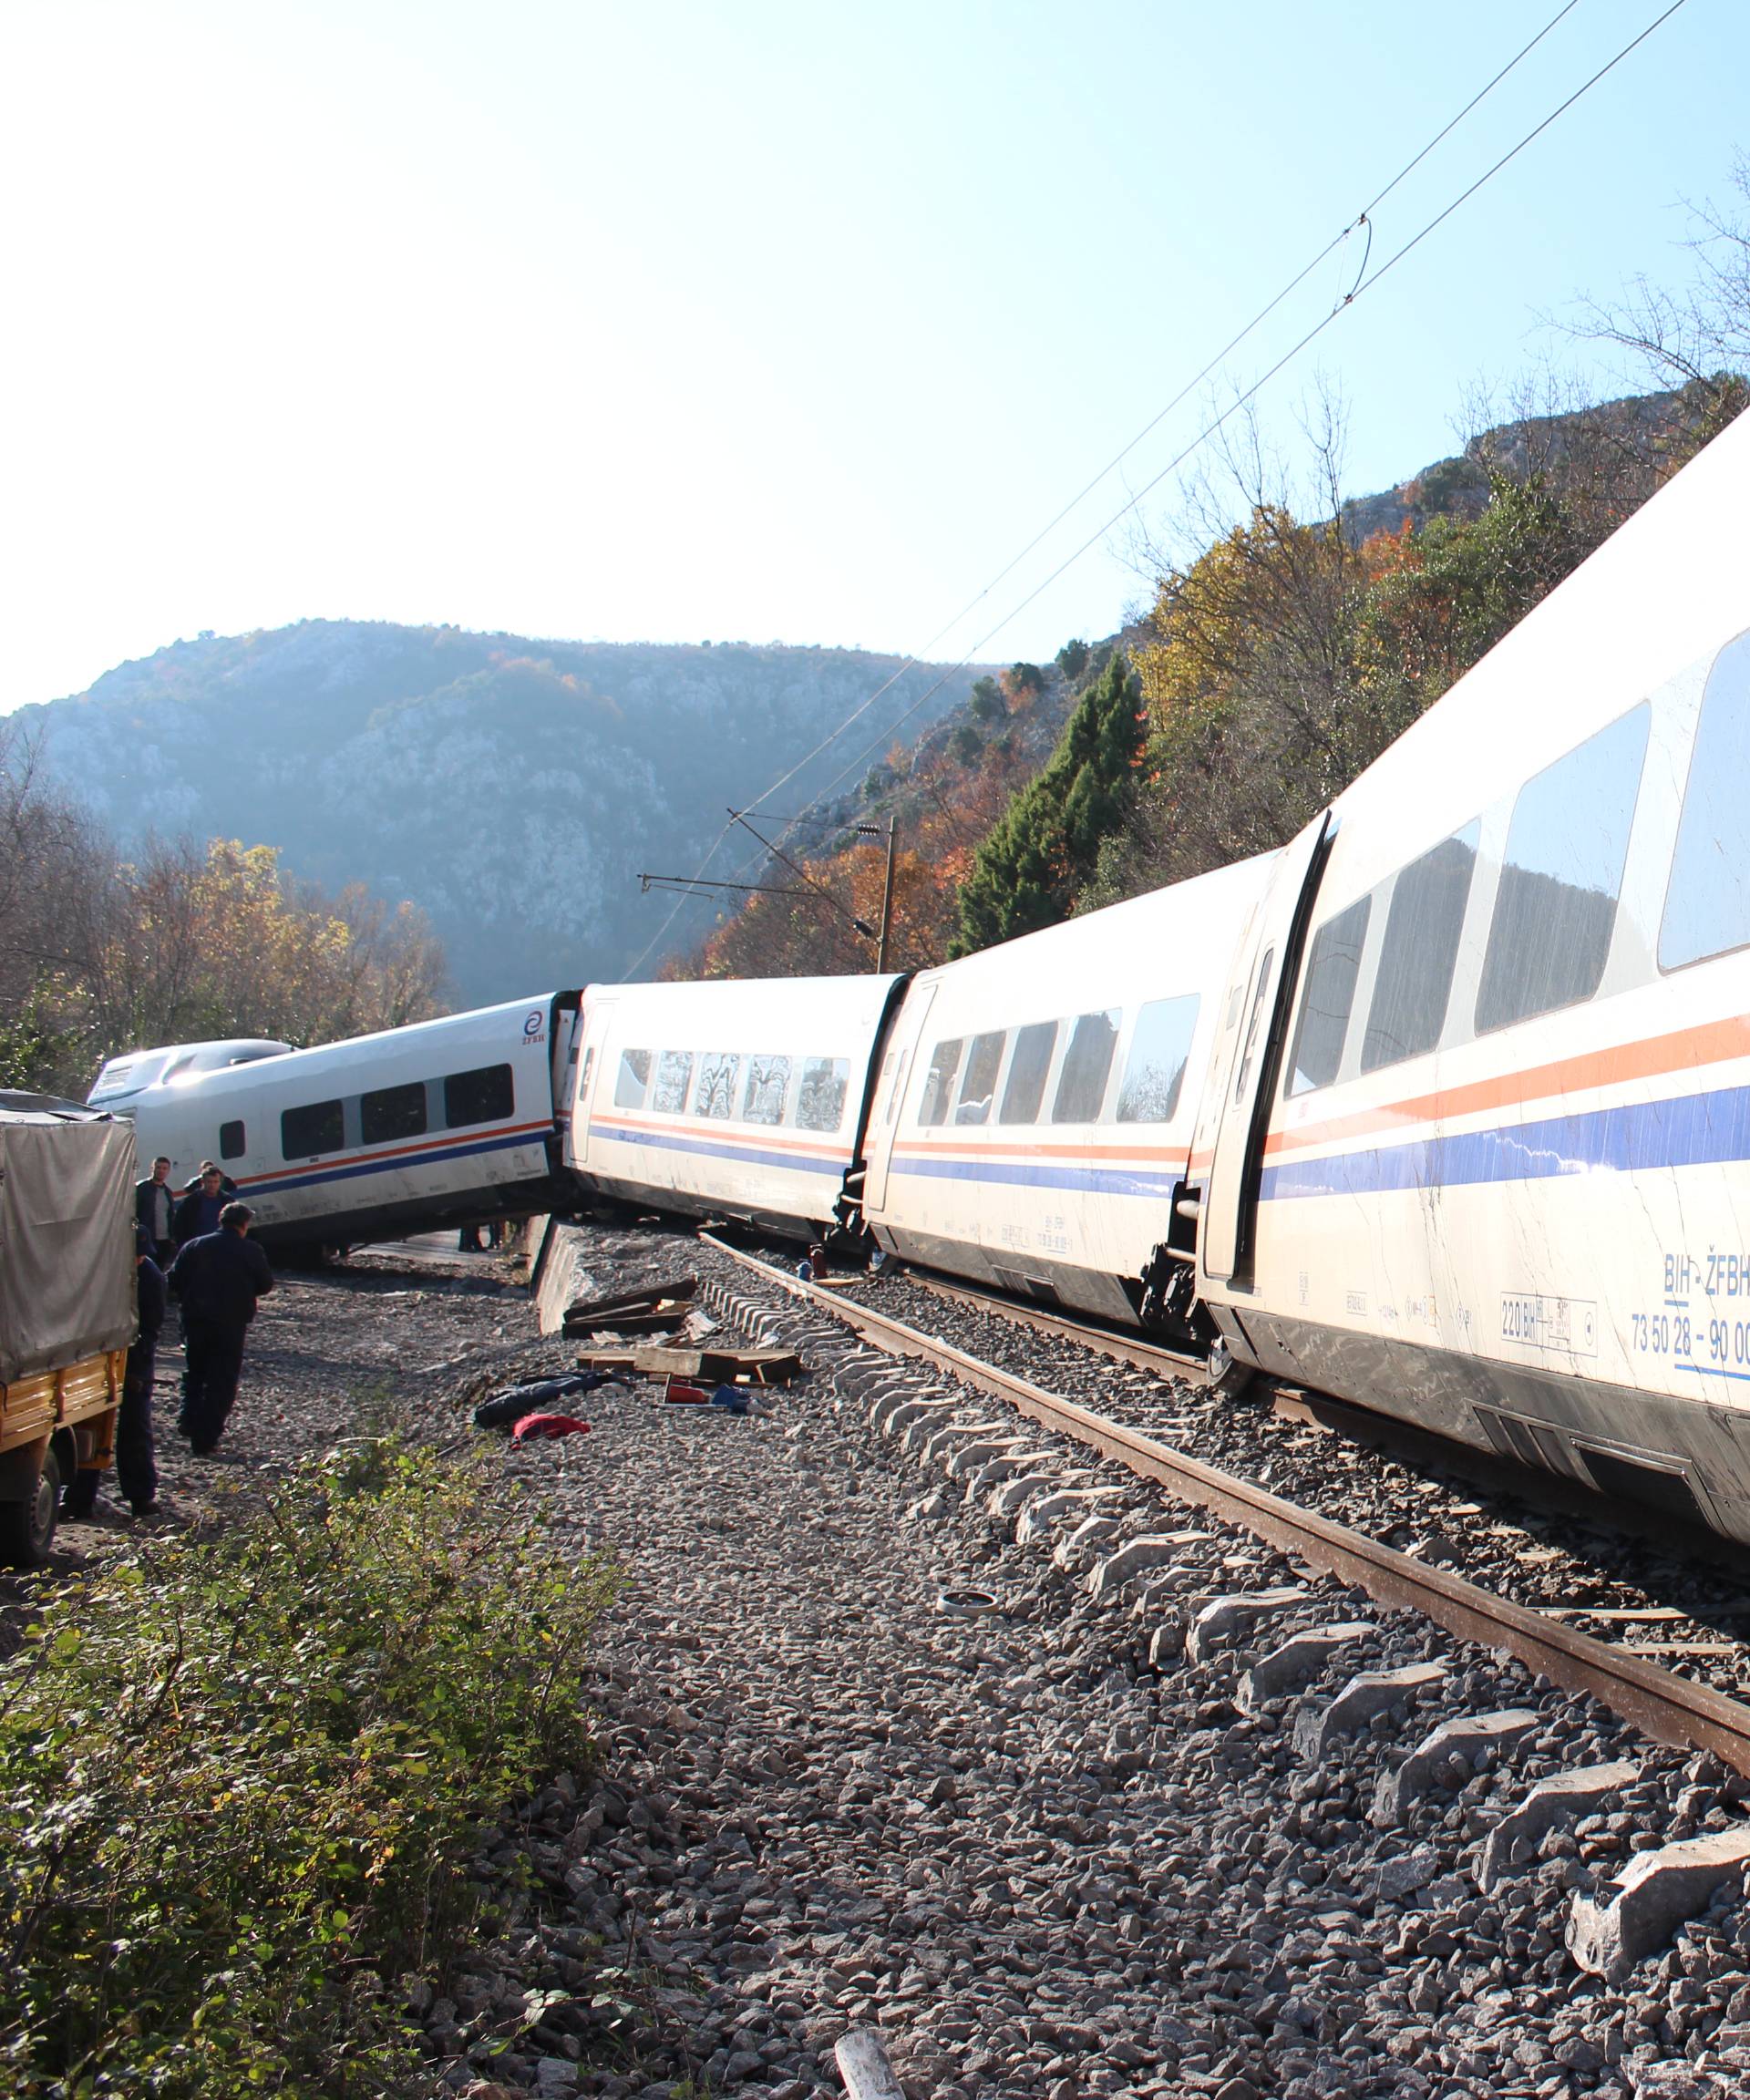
859,855,1276,1333
126,992,583,1251
1193,401,1750,1539
566,973,906,1240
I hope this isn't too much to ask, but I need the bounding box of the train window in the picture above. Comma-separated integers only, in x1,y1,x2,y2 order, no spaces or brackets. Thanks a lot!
797,1057,849,1132
444,1063,515,1128
741,1055,791,1126
919,1039,964,1127
1361,827,1478,1073
219,1119,246,1161
954,1032,1006,1125
361,1080,427,1146
1052,1010,1120,1124
999,1021,1058,1124
1479,704,1650,1030
652,1051,693,1114
1233,951,1275,1103
1662,633,1750,971
614,1048,652,1109
1287,896,1371,1095
282,1098,343,1158
1117,995,1200,1123
883,1047,909,1126
694,1051,740,1118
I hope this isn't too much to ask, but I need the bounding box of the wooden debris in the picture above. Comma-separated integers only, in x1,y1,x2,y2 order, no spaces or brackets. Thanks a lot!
560,1277,697,1334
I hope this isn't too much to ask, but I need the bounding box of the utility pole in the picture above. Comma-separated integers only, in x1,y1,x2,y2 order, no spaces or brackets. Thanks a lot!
876,817,898,974
856,818,900,973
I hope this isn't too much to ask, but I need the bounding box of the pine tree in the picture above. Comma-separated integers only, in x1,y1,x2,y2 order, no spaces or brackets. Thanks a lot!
950,651,1144,957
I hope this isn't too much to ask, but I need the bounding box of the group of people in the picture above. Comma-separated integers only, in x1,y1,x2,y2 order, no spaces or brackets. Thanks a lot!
66,1156,275,1521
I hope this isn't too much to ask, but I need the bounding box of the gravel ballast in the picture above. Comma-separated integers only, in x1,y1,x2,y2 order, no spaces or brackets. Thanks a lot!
446,1226,1750,2100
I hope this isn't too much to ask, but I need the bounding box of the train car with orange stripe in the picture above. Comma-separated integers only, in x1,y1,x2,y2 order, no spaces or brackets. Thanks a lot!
856,856,1275,1345
1192,401,1750,1539
125,993,584,1252
565,973,908,1242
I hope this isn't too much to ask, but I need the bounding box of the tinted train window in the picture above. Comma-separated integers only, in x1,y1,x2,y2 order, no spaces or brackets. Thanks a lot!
1662,632,1750,971
282,1098,343,1158
955,1032,1006,1125
797,1057,849,1132
1288,896,1371,1095
653,1051,693,1114
1052,1011,1119,1124
741,1055,791,1127
999,1022,1057,1124
362,1080,427,1146
444,1063,515,1128
694,1051,740,1118
1117,995,1200,1123
919,1039,964,1127
219,1120,246,1161
1478,705,1650,1031
1362,828,1478,1073
614,1048,652,1109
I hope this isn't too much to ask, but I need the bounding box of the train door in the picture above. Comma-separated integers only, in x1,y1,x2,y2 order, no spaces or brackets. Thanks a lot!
1200,815,1333,1286
548,992,584,1130
862,985,936,1213
565,999,617,1170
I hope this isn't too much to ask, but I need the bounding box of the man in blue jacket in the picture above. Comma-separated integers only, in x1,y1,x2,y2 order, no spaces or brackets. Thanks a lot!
168,1201,275,1457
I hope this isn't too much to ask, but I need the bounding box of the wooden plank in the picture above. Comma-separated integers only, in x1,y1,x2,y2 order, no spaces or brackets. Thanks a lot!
572,1343,804,1385
561,1277,698,1323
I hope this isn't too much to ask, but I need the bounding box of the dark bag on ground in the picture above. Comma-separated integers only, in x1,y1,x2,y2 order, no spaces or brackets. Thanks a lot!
473,1371,616,1430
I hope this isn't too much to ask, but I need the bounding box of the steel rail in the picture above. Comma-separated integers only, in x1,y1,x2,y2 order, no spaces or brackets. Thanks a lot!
702,1233,1750,1777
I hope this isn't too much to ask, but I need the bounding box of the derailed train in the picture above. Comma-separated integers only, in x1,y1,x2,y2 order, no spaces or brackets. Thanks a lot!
123,402,1750,1540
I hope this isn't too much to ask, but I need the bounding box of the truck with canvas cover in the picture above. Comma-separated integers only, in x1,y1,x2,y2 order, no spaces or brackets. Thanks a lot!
0,1103,137,1564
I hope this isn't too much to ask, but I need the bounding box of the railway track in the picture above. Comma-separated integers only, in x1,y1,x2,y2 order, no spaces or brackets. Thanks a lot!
700,1232,1750,1783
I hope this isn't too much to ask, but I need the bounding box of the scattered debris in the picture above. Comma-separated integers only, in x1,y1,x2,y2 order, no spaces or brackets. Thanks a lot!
576,1343,803,1387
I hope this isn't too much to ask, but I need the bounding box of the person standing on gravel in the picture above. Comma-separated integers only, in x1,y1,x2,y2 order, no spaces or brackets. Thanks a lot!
168,1201,274,1456
64,1226,166,1519
172,1162,230,1249
135,1155,177,1266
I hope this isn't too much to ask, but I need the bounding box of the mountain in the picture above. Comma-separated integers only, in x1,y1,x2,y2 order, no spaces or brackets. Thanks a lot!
20,623,985,1004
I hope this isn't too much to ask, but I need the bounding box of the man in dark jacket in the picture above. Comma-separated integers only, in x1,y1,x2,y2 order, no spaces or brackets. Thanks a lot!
136,1155,176,1267
64,1228,165,1519
172,1162,230,1249
168,1202,274,1456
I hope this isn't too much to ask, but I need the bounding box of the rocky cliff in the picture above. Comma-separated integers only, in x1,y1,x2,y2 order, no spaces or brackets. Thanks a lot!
23,623,983,1004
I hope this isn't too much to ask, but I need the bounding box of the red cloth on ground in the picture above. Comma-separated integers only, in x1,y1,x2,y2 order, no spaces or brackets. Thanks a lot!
511,1411,592,1443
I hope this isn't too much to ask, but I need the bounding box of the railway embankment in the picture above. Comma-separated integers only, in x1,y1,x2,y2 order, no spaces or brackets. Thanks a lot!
15,1223,1750,2096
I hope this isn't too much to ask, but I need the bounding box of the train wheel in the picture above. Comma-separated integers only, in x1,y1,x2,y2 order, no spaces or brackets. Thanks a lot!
1207,1337,1255,1402
0,1446,61,1568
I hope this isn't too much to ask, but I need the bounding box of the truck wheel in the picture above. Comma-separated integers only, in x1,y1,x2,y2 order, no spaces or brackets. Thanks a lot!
0,1446,61,1568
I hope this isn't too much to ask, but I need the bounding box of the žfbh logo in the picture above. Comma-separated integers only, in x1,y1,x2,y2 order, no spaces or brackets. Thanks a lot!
524,1010,545,1039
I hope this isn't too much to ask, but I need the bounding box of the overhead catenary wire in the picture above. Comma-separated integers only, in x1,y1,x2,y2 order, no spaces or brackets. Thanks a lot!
626,0,1682,974
747,0,1693,854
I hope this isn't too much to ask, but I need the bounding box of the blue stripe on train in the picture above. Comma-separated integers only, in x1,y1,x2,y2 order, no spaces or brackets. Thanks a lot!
890,1155,1181,1199
589,1122,845,1178
1260,1080,1750,1202
250,1126,547,1198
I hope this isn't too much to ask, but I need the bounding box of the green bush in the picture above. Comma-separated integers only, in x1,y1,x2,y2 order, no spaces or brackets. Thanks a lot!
0,1437,615,2097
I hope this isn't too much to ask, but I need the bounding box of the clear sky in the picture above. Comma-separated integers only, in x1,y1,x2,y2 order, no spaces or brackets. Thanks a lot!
2,0,1745,713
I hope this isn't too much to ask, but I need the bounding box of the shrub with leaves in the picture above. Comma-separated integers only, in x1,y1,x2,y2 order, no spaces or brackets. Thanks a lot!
0,1437,615,2097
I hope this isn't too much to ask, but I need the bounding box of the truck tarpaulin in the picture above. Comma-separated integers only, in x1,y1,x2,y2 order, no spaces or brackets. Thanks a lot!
0,1111,136,1383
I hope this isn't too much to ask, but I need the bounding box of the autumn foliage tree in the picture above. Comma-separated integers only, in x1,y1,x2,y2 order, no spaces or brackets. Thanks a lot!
0,732,448,1095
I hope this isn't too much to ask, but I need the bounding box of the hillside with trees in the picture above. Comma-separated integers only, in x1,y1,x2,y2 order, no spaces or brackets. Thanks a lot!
0,723,447,1096
19,627,987,1004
